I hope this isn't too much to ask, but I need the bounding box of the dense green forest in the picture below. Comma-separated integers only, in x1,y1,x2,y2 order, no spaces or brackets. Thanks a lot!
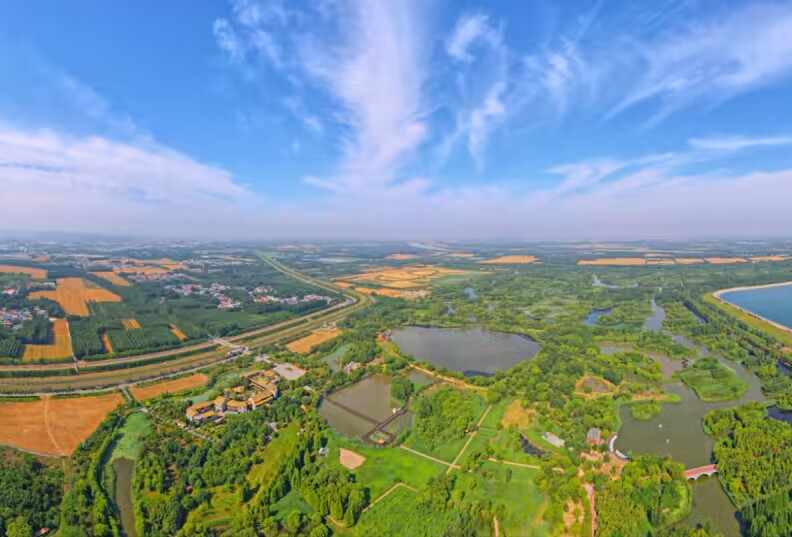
0,448,64,536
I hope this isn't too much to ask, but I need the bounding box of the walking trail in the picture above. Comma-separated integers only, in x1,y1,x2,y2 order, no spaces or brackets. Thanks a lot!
447,404,493,473
363,482,418,513
399,444,459,469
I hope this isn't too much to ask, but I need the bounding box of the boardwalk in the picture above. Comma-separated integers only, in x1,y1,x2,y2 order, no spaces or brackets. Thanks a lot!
322,396,380,426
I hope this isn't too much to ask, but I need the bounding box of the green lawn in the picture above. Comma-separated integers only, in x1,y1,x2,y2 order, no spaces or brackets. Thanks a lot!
248,421,300,487
271,491,314,523
459,461,549,536
678,357,749,402
480,398,510,429
327,432,446,499
403,433,469,463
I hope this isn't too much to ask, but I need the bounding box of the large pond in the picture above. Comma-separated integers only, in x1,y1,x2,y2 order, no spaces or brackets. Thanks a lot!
114,457,137,537
392,326,541,376
720,283,792,330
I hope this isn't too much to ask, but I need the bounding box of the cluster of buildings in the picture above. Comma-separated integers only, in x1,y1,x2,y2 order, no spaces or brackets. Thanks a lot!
0,306,47,329
166,282,241,310
250,287,333,306
186,369,281,424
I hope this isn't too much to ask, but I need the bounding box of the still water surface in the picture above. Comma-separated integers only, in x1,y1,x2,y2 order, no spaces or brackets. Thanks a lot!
392,326,540,375
720,283,792,330
114,457,137,537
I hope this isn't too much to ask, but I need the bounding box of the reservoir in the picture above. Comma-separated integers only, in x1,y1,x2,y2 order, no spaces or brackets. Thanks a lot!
391,326,540,375
719,283,792,330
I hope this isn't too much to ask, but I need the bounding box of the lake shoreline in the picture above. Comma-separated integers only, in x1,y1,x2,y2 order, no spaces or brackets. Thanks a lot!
712,281,792,336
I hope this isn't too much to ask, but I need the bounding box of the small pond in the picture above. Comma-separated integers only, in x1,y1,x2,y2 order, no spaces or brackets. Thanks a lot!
583,308,613,326
318,374,401,438
392,326,540,376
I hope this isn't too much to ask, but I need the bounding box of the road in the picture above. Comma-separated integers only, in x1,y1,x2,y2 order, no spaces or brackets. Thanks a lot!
0,255,371,395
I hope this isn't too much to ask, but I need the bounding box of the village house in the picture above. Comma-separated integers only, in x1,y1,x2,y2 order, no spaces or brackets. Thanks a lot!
586,428,602,446
249,391,274,410
214,396,227,412
343,361,362,375
542,431,566,449
225,399,250,414
186,401,217,423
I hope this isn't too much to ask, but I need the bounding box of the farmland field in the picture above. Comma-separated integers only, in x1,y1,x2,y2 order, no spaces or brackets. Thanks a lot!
0,393,123,455
90,271,132,287
170,325,187,340
0,264,47,279
287,328,339,353
121,319,142,329
480,255,537,264
30,277,121,316
129,372,209,400
21,319,72,362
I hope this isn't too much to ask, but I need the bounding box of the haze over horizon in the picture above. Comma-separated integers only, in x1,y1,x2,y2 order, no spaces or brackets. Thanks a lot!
2,0,792,240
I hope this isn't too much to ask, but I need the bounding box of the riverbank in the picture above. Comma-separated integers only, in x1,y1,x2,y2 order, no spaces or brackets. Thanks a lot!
710,283,792,347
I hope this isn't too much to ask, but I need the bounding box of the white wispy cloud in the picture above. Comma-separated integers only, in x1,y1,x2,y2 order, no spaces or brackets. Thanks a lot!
0,125,257,236
443,12,510,167
611,2,792,119
297,0,428,192
446,13,496,62
689,134,792,152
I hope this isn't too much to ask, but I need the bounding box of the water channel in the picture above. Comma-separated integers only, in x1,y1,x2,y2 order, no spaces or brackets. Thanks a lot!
612,301,766,536
114,457,138,537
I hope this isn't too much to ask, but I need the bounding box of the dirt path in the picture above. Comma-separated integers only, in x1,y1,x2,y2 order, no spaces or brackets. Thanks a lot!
409,364,488,392
487,457,542,470
399,444,459,469
493,515,500,537
42,396,65,456
447,404,493,473
363,482,418,513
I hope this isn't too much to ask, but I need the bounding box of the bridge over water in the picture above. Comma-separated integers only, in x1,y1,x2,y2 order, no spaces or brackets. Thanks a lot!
683,464,718,480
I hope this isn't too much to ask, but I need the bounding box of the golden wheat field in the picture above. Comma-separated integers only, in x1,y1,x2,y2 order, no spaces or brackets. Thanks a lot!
0,394,123,456
0,265,47,279
750,256,787,262
130,373,209,401
101,332,114,354
30,278,121,316
480,255,537,264
122,319,142,329
90,271,132,287
385,254,418,260
705,257,747,264
170,325,187,341
22,319,72,362
287,328,340,353
334,265,466,290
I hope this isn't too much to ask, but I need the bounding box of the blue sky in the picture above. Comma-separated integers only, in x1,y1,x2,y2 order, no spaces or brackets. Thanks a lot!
2,0,792,239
